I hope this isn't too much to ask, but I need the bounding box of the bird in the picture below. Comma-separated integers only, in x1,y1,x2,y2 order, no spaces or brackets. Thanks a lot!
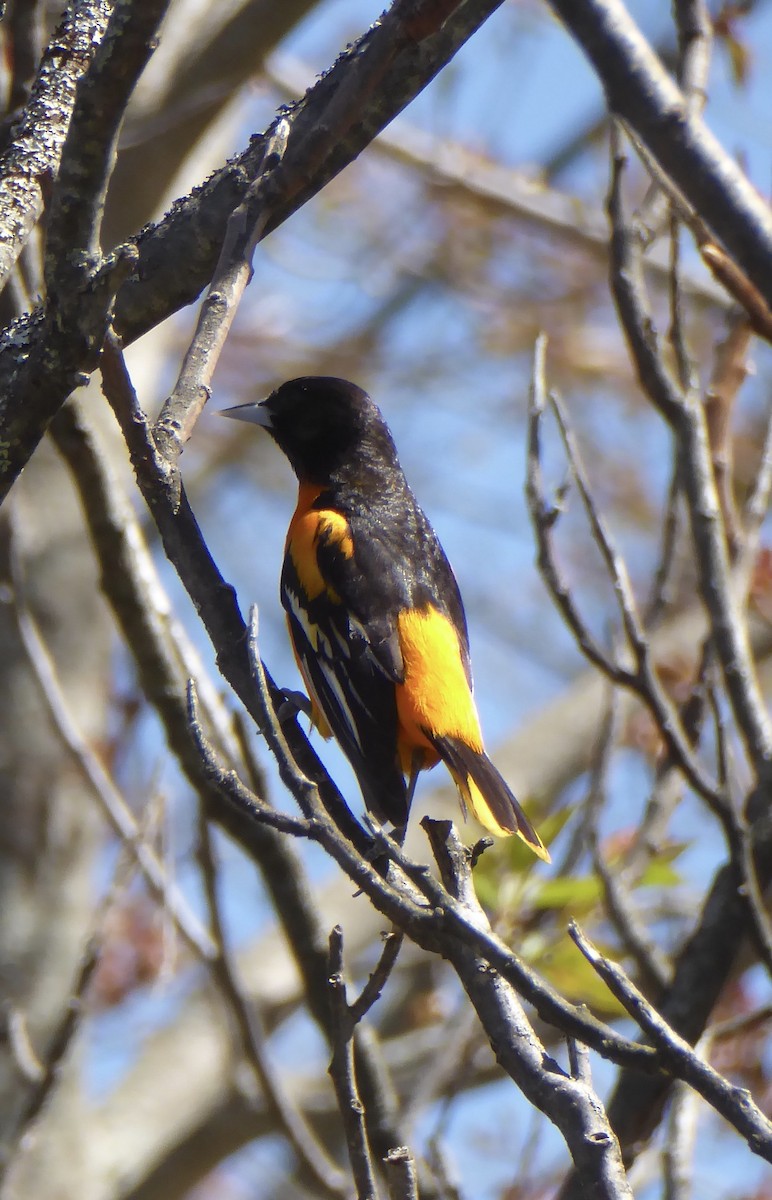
222,376,548,861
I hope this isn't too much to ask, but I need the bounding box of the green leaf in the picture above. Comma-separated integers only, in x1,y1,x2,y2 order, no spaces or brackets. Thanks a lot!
637,859,682,888
538,938,627,1017
531,875,602,911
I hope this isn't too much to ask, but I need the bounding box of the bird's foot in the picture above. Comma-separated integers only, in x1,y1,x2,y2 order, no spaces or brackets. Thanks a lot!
276,688,312,723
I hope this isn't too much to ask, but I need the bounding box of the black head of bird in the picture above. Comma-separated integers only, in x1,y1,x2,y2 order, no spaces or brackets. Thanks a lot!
221,375,400,486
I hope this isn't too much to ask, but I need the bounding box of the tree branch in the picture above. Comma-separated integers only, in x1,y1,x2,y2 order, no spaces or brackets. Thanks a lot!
547,0,772,306
45,0,171,296
197,814,349,1197
608,137,772,777
569,923,772,1162
0,0,112,291
153,118,290,468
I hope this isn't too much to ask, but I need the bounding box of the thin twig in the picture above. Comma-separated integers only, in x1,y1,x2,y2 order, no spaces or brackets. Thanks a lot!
8,513,215,963
627,639,717,883
185,681,313,842
4,1009,43,1086
569,922,772,1162
197,812,348,1198
526,334,635,685
426,1141,463,1200
708,1003,772,1042
528,333,723,807
608,137,772,776
553,681,617,882
1,848,140,1181
584,695,673,996
549,393,657,689
349,931,405,1027
245,606,319,818
666,207,695,405
666,666,772,997
153,118,291,467
328,927,381,1200
663,1077,697,1200
383,1146,419,1200
232,708,272,802
569,1044,593,1101
625,114,772,343
674,0,712,117
644,464,682,628
744,402,772,540
703,314,752,560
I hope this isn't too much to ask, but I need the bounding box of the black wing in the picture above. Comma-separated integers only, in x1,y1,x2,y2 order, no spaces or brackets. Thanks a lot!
281,522,409,827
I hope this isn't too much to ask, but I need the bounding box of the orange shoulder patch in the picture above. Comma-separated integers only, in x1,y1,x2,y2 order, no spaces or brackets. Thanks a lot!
287,485,353,601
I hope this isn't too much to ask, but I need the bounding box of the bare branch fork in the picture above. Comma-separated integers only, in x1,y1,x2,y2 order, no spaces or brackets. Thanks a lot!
422,822,633,1199
193,629,770,1184
605,139,772,950
607,134,772,784
527,326,772,1184
526,333,723,807
191,620,656,1074
569,923,772,1162
535,111,772,1197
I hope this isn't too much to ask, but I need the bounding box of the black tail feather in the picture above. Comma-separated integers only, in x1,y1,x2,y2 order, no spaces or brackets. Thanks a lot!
432,735,550,862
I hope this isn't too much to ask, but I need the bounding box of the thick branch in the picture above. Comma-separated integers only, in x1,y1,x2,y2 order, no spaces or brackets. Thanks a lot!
0,0,112,291
547,0,772,306
424,824,632,1199
45,0,171,295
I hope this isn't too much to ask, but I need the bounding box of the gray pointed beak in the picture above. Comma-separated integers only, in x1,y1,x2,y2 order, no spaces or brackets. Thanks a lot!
219,401,273,428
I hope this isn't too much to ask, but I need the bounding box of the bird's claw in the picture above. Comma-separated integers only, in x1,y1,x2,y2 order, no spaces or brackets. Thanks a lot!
276,688,312,723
